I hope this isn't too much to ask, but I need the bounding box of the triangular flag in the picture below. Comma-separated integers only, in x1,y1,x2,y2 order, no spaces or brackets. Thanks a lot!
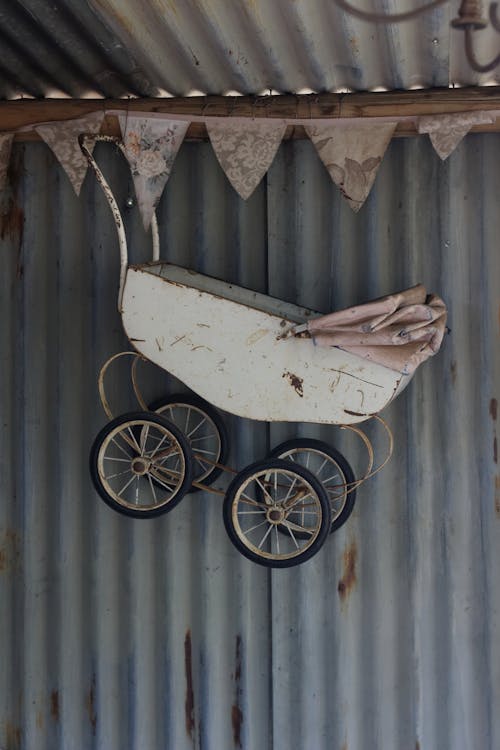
119,116,189,230
418,111,496,160
306,122,396,212
0,133,14,191
36,111,104,195
207,120,286,199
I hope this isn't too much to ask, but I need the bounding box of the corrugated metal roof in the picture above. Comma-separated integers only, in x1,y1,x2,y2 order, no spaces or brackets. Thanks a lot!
1,0,500,101
0,132,499,749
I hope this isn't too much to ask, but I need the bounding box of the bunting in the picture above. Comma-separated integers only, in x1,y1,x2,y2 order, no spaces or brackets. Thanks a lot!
36,111,105,194
119,115,189,230
207,120,286,199
0,133,14,191
305,122,397,212
418,110,496,160
5,108,500,214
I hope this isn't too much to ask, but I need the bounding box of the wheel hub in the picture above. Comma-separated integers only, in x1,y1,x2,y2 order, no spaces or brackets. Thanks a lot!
131,457,151,475
266,506,285,524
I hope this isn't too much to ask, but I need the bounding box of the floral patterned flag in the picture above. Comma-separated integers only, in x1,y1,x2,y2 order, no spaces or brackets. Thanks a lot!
418,111,496,160
207,120,287,199
36,111,104,195
119,116,189,230
0,133,14,190
305,122,396,212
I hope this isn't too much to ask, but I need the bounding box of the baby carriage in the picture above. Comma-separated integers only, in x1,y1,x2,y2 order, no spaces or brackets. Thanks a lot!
81,135,447,568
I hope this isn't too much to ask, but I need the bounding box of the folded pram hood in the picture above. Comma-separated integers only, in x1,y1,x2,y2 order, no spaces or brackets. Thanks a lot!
302,284,447,375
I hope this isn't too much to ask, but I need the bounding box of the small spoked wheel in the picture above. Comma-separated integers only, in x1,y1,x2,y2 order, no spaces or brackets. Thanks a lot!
269,439,356,535
150,394,228,490
223,459,331,568
89,411,194,518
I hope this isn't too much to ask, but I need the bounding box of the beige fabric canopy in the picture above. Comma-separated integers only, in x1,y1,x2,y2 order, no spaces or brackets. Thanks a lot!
298,284,447,375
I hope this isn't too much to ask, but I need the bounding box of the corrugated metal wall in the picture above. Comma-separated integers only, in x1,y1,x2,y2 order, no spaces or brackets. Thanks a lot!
1,133,499,750
2,0,499,100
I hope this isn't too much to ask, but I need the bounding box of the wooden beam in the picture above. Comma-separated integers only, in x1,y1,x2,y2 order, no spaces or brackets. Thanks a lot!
2,86,500,141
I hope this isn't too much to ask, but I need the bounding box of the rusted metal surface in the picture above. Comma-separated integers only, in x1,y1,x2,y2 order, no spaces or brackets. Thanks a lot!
0,0,499,102
0,135,499,749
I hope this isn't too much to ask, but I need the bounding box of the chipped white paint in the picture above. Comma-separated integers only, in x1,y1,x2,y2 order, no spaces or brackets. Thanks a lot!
122,263,411,424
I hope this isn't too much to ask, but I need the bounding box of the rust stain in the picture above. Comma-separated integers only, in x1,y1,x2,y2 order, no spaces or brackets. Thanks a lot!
495,476,500,517
494,436,498,464
416,742,421,750
3,721,22,749
231,706,243,748
0,202,24,242
232,635,243,748
36,711,44,729
184,630,195,740
337,541,357,603
85,675,97,736
490,398,498,421
283,370,304,397
0,529,21,574
450,360,457,385
50,690,60,722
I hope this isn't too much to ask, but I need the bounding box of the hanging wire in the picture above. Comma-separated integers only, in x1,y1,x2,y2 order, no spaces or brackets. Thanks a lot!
333,0,500,71
331,0,449,23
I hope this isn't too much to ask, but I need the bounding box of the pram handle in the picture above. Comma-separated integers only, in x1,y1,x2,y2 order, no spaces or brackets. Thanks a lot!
78,134,160,310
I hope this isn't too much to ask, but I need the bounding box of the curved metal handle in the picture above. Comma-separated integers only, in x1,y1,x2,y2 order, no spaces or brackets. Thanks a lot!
79,134,161,310
79,135,129,309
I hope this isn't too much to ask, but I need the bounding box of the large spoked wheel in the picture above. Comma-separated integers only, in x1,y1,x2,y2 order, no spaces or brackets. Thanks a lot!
150,394,228,491
269,438,356,536
223,459,331,568
89,411,194,518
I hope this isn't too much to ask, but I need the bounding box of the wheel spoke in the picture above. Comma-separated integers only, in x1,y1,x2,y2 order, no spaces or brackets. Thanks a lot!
190,434,216,443
255,477,274,504
281,521,300,548
148,433,169,459
186,417,207,439
257,522,274,549
117,473,137,497
147,473,158,504
126,427,141,454
191,447,217,456
140,425,150,454
110,436,133,460
104,468,132,481
284,519,315,536
283,475,299,505
244,519,269,535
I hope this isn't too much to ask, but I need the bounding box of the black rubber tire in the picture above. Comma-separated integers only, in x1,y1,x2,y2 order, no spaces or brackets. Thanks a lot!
223,458,331,568
149,393,229,491
268,438,356,534
89,411,194,518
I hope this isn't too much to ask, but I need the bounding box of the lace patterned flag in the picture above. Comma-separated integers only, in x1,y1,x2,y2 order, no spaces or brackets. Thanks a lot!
418,111,496,160
119,116,189,230
36,111,105,194
305,122,396,212
207,120,286,199
0,133,14,190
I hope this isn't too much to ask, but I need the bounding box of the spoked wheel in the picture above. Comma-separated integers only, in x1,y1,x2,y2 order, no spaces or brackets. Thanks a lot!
269,438,356,535
150,394,228,490
223,459,331,568
89,411,194,518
